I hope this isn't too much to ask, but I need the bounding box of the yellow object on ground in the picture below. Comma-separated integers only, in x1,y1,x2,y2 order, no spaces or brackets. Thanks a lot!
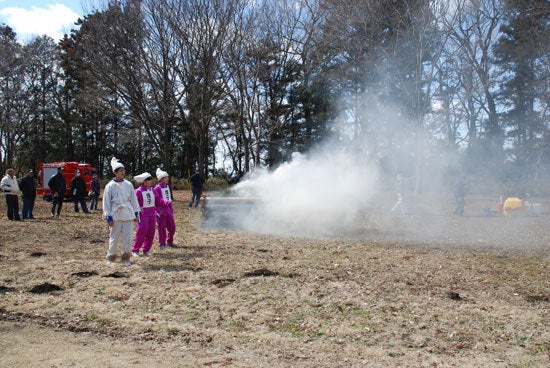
503,197,524,216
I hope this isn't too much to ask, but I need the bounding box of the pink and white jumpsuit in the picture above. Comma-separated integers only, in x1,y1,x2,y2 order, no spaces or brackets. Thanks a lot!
132,185,156,253
154,182,175,247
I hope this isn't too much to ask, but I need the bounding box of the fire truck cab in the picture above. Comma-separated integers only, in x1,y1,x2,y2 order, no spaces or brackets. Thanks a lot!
37,162,98,200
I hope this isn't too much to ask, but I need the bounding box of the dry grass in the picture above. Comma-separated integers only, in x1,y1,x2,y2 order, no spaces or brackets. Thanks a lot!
0,191,548,367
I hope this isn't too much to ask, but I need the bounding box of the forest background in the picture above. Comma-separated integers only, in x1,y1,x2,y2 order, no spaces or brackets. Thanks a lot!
0,0,548,195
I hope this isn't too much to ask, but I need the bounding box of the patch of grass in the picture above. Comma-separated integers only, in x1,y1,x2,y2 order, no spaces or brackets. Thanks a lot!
534,342,549,352
278,317,306,337
351,306,372,319
86,314,111,327
515,335,529,347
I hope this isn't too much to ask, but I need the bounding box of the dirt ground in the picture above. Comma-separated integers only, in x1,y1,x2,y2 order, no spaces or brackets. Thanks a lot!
0,191,548,367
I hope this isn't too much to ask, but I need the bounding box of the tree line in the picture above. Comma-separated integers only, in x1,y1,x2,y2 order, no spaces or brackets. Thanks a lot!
0,0,548,191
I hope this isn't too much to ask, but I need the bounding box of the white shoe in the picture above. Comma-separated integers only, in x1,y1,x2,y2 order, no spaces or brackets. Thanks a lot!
106,259,114,265
122,259,132,266
132,252,139,257
142,252,150,256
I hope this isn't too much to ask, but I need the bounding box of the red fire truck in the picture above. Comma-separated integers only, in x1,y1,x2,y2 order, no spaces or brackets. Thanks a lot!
37,162,98,200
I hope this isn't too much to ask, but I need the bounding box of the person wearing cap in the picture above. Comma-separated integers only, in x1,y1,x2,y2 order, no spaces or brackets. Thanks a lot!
48,167,66,218
102,157,140,266
19,169,36,219
89,174,101,211
1,168,21,221
131,172,156,257
188,168,204,209
70,169,89,213
154,168,176,248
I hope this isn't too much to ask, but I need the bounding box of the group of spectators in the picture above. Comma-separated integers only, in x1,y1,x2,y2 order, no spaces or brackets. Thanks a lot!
0,160,205,266
47,167,102,217
0,167,104,221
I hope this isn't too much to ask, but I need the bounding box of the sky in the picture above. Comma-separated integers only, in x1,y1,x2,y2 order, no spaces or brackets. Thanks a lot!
0,1,87,43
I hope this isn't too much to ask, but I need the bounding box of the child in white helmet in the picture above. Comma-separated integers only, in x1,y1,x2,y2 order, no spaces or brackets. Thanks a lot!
102,157,140,265
154,168,176,248
131,172,156,257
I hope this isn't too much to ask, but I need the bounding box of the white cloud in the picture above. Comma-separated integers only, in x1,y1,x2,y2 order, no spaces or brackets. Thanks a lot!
0,4,80,42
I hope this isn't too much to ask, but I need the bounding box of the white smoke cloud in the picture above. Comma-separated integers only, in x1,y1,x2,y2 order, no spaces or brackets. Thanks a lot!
227,140,380,237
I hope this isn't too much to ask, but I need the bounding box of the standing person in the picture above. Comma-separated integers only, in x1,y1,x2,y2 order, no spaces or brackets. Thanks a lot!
188,168,204,209
70,170,89,213
19,169,36,219
89,174,101,211
103,157,140,266
48,167,66,218
132,173,156,257
390,172,406,214
154,168,176,248
228,171,241,185
1,168,21,221
454,176,467,216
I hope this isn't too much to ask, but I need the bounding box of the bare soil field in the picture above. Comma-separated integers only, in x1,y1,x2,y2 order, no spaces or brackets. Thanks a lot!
0,191,548,367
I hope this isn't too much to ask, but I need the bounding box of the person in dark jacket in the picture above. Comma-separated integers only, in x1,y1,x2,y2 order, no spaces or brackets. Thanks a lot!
188,168,205,208
48,167,66,218
70,170,89,213
228,171,241,185
19,169,36,219
89,174,101,211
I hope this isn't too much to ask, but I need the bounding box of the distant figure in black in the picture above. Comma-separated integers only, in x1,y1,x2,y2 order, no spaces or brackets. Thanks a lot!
188,169,205,208
89,174,101,211
48,167,66,218
453,176,467,216
228,171,241,185
19,169,36,219
70,169,89,213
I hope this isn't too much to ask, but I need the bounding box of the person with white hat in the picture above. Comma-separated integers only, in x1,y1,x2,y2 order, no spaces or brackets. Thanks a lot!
154,168,176,248
131,172,156,257
102,157,140,266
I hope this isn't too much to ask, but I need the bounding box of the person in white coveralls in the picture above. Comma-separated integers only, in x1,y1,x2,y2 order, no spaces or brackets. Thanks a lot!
102,157,140,266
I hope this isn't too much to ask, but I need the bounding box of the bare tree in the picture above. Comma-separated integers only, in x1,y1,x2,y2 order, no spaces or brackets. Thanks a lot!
69,0,186,174
163,0,242,174
445,0,505,172
0,26,23,171
0,29,63,173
